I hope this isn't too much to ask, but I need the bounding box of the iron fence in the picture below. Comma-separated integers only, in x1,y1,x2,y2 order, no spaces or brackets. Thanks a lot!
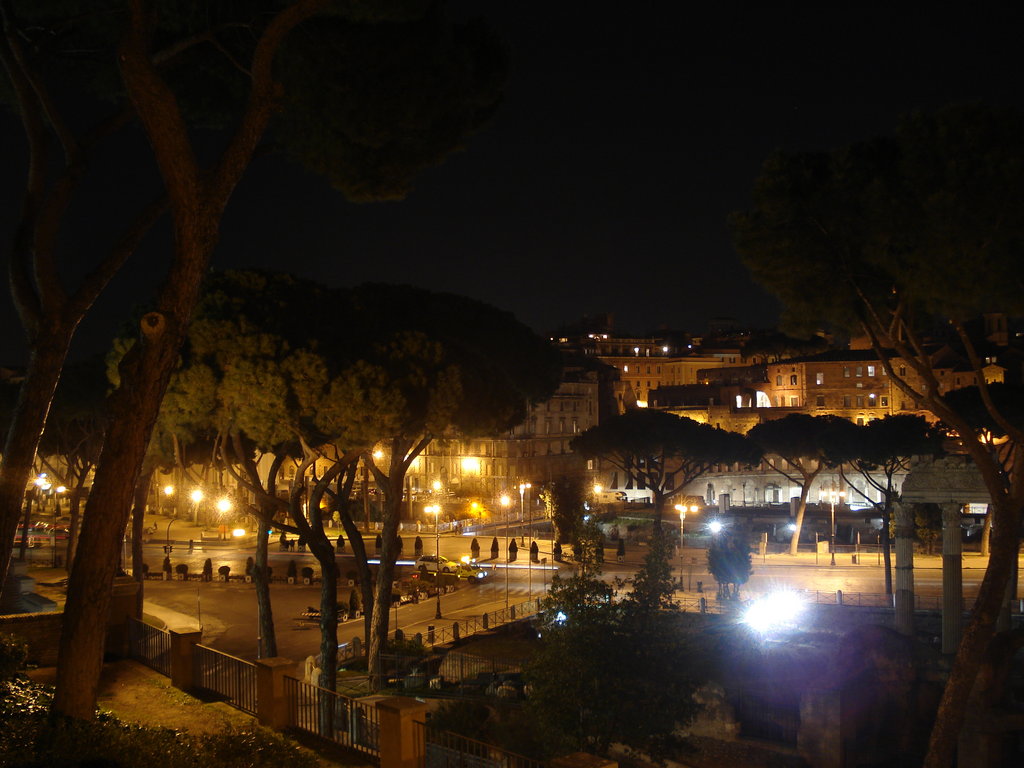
127,617,171,676
419,723,545,768
193,644,257,715
285,676,380,757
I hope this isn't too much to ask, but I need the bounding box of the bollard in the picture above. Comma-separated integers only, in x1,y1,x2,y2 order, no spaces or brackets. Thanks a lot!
836,589,843,605
452,622,460,641
482,612,489,629
427,625,435,644
696,581,703,593
699,597,707,614
510,605,516,620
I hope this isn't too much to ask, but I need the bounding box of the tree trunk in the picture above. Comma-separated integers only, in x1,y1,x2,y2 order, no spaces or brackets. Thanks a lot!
254,522,277,658
338,511,374,648
316,549,339,736
53,221,215,720
367,477,403,690
979,505,992,558
0,327,73,586
923,497,1024,768
788,482,812,556
881,495,894,595
131,468,152,616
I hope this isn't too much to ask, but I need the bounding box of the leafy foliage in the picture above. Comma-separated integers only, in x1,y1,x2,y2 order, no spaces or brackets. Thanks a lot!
572,410,759,528
707,530,753,597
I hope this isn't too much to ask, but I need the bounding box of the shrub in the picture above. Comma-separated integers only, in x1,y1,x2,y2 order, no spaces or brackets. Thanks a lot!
141,562,149,577
490,537,499,559
245,556,254,575
470,538,480,559
202,559,213,580
508,539,518,562
287,560,298,580
175,563,188,576
218,565,230,579
414,536,423,556
162,557,172,574
300,566,314,581
374,534,382,552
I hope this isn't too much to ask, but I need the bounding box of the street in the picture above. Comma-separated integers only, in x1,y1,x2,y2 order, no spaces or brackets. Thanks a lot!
120,531,1016,664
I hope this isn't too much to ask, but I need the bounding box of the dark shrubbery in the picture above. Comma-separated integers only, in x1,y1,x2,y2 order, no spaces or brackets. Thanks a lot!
0,633,27,681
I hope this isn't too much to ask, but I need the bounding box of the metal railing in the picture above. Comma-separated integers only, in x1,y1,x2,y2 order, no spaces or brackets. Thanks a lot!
193,644,258,715
388,598,542,650
285,676,380,756
419,724,545,768
127,617,171,676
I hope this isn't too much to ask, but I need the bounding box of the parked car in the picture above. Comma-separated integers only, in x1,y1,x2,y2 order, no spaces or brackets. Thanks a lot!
415,554,458,574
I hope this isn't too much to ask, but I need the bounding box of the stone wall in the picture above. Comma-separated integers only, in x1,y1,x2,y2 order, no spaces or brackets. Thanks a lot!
0,611,62,666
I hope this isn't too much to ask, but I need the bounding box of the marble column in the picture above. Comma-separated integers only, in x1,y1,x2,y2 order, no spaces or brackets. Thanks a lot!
941,502,964,654
893,501,915,636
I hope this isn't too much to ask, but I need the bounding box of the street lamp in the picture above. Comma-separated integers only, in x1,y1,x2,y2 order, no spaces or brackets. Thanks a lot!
828,489,846,567
519,482,532,599
500,494,511,612
518,482,531,542
426,505,442,619
216,497,232,540
190,488,204,524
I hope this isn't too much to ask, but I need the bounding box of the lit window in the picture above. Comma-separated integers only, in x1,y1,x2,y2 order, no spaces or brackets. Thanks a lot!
815,395,825,407
776,375,782,386
790,374,798,385
815,372,824,385
867,365,876,377
843,367,851,378
856,366,863,377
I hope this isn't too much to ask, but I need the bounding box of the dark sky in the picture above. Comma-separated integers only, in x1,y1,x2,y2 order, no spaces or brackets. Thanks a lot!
2,3,1023,364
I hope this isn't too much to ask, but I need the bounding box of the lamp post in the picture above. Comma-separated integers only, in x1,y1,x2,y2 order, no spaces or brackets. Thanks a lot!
519,482,532,597
828,488,845,567
500,494,511,612
216,497,232,540
190,488,204,525
426,505,442,619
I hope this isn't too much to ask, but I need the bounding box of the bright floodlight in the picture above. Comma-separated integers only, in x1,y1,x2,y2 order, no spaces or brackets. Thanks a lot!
743,591,806,633
216,497,232,513
708,520,723,534
190,489,204,503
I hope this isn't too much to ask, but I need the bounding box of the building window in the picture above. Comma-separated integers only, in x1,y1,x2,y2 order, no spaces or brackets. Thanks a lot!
899,366,906,377
868,394,877,406
843,367,851,378
843,395,852,407
815,395,825,407
815,372,824,385
856,395,864,407
881,396,889,407
776,375,782,386
867,365,876,377
856,366,863,377
856,417,865,425
790,374,798,385
789,396,798,406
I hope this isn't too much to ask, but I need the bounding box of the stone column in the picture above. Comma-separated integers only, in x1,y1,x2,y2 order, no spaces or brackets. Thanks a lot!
255,657,296,730
377,697,429,768
105,575,140,659
168,628,202,691
893,501,915,636
941,502,964,654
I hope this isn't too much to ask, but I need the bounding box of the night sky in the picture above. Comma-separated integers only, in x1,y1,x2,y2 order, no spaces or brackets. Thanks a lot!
1,3,1023,365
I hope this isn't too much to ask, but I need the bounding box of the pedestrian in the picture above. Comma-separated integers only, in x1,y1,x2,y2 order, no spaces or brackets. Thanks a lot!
188,539,194,554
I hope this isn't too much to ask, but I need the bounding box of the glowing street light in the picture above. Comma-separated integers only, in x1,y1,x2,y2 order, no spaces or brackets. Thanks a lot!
216,497,232,514
827,488,846,567
190,489,204,504
708,520,723,534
